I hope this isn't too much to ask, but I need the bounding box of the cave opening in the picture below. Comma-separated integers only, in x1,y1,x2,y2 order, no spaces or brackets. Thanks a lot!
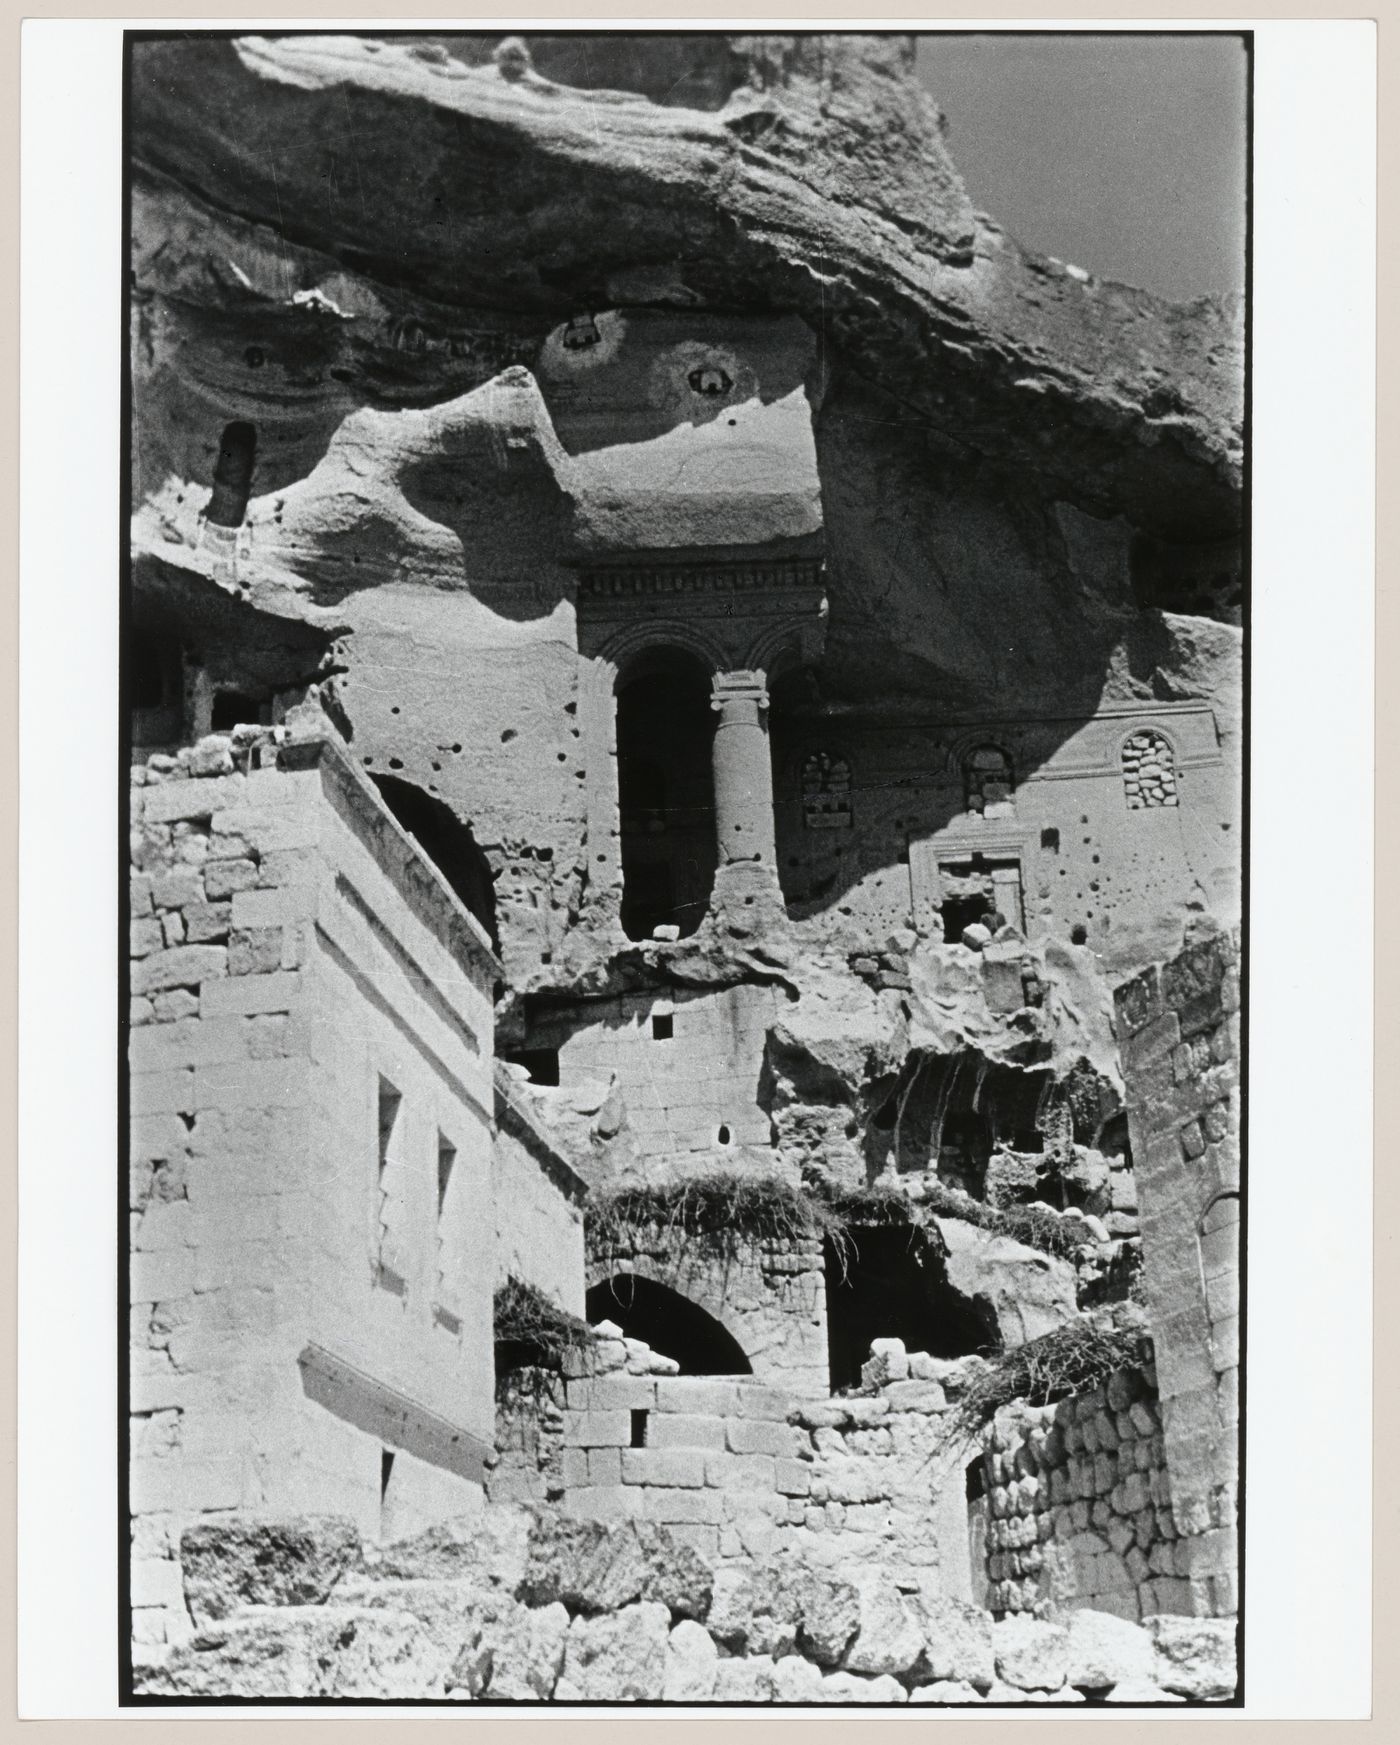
616,649,717,941
586,1274,752,1375
822,1225,998,1392
369,773,499,950
207,421,257,527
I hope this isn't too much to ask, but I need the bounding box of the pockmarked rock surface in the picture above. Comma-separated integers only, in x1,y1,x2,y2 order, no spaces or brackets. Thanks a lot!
180,1517,362,1625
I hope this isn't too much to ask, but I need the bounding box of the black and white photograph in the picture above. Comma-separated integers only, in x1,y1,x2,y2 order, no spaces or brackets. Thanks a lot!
12,15,1375,1718
119,24,1249,1707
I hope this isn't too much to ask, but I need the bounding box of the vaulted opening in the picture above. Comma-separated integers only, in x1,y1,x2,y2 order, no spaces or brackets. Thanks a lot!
823,1225,998,1392
616,649,717,941
369,773,499,951
586,1274,751,1375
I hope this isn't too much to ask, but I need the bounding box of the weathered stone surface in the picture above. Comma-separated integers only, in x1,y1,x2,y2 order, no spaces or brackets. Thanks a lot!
934,1218,1079,1347
712,1651,777,1701
820,1670,908,1703
368,1506,533,1592
141,1606,432,1698
992,1615,1069,1692
910,1680,984,1703
1064,1608,1155,1689
771,1653,826,1703
910,1593,996,1691
842,1575,925,1678
663,1618,719,1701
1145,1614,1238,1700
130,34,1240,543
705,1565,800,1658
481,1599,570,1700
520,1515,712,1619
554,1600,670,1701
180,1516,361,1625
1106,1678,1186,1704
792,1569,860,1667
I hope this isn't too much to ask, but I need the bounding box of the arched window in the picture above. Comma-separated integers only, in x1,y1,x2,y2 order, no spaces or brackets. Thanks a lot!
370,773,500,951
801,751,852,830
1122,729,1179,809
206,421,257,528
964,745,1014,818
586,1275,752,1375
616,650,717,941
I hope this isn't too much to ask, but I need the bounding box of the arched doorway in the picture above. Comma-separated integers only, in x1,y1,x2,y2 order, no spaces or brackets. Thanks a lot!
587,1274,752,1375
615,649,717,940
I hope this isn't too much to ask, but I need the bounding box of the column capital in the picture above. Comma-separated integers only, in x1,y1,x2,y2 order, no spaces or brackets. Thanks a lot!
711,668,769,713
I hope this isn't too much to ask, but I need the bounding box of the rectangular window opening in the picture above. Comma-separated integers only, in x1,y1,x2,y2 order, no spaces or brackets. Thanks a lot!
502,1048,560,1086
630,1408,650,1449
651,1013,673,1042
437,1134,456,1218
377,1078,402,1178
380,1447,396,1499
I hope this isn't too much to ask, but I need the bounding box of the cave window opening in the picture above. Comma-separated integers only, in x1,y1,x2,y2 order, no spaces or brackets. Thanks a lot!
651,1012,674,1042
206,421,257,528
941,894,992,943
616,649,717,942
210,690,270,733
1097,1113,1132,1166
801,751,853,831
965,745,1015,818
716,1124,732,1147
822,1226,998,1393
586,1275,751,1375
1121,728,1179,810
502,1048,560,1087
369,773,500,951
131,627,184,746
630,1409,649,1449
937,1109,993,1197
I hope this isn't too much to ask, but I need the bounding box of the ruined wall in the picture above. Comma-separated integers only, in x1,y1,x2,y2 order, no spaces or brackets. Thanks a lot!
129,727,529,1654
774,700,1238,976
586,1225,828,1394
533,983,790,1170
983,1369,1180,1624
1114,929,1240,1618
493,1066,588,1315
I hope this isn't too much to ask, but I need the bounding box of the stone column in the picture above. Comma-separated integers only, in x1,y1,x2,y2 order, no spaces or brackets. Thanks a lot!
709,669,786,934
711,669,777,869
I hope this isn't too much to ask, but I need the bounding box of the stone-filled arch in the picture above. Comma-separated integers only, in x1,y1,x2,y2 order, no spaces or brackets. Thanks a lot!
587,1274,753,1375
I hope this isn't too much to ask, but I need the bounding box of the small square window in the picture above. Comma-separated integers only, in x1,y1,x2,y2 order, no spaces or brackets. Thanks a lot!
651,1013,673,1041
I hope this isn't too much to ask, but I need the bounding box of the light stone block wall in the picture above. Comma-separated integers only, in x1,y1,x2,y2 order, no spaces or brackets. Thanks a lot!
129,729,577,1658
982,1368,1180,1624
1114,929,1240,1618
531,983,786,1166
493,1068,588,1315
557,1365,970,1599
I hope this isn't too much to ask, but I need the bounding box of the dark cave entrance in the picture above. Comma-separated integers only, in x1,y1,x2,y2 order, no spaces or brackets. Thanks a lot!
369,773,500,951
586,1274,752,1375
616,650,717,942
822,1225,998,1392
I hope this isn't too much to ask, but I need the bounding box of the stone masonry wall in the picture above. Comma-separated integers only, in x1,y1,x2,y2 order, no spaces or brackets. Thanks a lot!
129,726,556,1659
983,1366,1181,1624
557,1339,975,1601
1114,928,1240,1618
587,1227,828,1395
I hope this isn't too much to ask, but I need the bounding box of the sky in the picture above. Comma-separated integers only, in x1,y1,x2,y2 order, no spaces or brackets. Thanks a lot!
916,32,1248,302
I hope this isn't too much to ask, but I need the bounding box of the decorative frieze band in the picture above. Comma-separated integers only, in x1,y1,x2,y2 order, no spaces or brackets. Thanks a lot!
577,558,825,600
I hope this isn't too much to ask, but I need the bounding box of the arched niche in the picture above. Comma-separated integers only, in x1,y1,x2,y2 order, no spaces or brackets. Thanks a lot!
615,646,718,941
587,1274,753,1375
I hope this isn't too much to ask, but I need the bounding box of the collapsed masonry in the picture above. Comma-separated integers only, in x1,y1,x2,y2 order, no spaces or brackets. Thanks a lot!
127,31,1243,1703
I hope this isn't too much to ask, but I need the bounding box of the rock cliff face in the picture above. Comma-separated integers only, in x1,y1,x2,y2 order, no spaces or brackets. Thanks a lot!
129,30,1243,1428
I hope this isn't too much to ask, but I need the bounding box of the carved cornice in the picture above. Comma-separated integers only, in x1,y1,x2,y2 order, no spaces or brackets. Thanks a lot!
577,557,825,602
